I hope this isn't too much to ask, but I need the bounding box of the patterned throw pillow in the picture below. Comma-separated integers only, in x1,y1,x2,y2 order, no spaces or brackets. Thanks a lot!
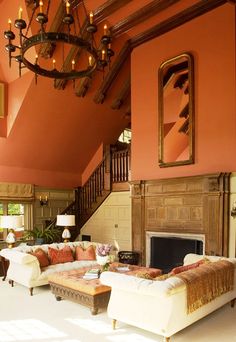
29,248,50,268
48,246,74,265
75,245,96,261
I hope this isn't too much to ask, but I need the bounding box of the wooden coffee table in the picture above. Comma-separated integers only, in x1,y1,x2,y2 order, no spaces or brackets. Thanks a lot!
48,264,161,315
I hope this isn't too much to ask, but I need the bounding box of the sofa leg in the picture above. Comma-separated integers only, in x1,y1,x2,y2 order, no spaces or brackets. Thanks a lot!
164,337,170,342
29,288,33,296
112,319,117,330
9,280,14,287
230,298,236,308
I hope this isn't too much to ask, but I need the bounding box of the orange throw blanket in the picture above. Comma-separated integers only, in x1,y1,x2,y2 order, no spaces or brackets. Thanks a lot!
176,260,234,314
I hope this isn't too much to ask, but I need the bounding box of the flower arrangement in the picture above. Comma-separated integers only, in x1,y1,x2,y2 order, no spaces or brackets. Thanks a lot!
96,244,113,271
96,243,112,257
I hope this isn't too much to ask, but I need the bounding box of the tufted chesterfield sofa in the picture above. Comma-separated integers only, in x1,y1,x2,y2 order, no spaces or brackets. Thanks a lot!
100,254,236,342
0,241,100,295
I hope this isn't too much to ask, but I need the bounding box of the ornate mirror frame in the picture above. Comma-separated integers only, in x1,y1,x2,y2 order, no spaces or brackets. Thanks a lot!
158,52,194,168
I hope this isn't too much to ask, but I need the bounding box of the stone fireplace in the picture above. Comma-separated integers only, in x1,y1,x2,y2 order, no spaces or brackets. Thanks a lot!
130,173,230,265
146,231,205,272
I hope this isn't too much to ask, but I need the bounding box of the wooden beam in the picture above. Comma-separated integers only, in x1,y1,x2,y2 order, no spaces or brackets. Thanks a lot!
94,0,228,103
111,76,131,109
75,77,92,97
94,0,132,24
131,0,228,48
93,41,131,104
111,0,181,37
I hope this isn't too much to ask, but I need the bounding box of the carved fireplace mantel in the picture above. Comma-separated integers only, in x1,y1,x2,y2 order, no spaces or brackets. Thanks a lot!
130,173,230,265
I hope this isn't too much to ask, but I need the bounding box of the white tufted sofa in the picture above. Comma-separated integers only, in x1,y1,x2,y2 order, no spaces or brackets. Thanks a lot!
100,254,236,342
0,241,99,295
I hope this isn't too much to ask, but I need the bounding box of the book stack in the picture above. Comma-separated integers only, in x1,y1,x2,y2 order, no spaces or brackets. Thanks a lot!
83,268,101,280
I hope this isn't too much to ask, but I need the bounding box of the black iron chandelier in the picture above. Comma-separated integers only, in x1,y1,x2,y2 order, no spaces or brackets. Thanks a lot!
4,0,114,82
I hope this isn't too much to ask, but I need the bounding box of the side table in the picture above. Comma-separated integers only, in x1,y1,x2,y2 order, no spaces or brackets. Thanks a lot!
0,255,9,281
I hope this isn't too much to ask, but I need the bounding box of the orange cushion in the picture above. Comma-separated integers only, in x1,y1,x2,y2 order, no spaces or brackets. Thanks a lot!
29,248,50,268
75,245,96,261
48,246,74,265
170,259,206,275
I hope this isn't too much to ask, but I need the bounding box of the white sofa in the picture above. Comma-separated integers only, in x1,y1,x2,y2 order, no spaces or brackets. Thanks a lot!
0,241,100,295
100,254,236,342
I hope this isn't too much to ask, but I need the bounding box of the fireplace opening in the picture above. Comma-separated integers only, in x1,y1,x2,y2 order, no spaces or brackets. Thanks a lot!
150,236,203,273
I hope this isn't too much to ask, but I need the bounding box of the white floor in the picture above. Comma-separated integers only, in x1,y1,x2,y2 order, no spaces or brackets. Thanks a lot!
0,280,236,342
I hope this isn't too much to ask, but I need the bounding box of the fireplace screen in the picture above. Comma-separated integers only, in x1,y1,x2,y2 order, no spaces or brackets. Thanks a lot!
150,236,203,273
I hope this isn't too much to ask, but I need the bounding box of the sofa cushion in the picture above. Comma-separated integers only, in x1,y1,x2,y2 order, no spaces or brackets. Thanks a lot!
170,259,207,275
75,245,96,261
48,246,74,265
29,248,50,268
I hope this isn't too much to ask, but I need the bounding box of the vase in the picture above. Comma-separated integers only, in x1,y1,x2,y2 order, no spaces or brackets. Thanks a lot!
96,255,110,271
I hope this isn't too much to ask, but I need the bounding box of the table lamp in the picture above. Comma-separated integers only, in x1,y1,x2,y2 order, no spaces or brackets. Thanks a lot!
56,215,75,242
1,215,23,248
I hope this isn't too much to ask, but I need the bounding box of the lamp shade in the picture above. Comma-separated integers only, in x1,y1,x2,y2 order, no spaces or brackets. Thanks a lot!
56,215,75,227
1,215,23,229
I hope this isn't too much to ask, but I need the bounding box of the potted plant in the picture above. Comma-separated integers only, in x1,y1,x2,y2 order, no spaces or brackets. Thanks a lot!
23,226,61,245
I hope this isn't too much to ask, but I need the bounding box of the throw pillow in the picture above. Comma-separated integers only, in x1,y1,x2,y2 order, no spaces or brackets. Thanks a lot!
29,248,50,268
170,259,207,275
48,246,74,265
75,245,96,261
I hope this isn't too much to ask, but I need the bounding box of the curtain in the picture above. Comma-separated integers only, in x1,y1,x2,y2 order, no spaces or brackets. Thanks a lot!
0,182,34,201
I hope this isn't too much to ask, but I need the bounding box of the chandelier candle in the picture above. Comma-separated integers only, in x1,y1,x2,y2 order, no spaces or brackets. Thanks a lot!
89,12,93,24
66,2,70,14
39,1,43,13
18,7,23,20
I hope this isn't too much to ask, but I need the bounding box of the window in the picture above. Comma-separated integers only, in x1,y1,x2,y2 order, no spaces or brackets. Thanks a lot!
118,128,131,144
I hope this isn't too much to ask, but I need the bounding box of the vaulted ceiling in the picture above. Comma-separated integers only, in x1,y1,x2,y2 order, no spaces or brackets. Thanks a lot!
0,0,233,188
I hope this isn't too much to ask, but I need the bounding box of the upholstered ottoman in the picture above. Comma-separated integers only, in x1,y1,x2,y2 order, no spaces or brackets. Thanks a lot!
48,267,111,315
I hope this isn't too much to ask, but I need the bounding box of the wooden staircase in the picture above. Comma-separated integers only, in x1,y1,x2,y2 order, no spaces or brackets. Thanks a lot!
48,145,130,241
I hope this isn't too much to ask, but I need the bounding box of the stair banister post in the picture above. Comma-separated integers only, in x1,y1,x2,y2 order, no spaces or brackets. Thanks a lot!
104,145,112,191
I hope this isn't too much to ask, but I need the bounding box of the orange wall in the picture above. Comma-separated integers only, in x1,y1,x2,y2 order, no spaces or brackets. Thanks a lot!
0,165,81,189
131,4,236,180
81,143,103,185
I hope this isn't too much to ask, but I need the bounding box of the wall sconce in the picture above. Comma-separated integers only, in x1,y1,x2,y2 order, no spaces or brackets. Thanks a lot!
39,196,48,206
231,200,236,218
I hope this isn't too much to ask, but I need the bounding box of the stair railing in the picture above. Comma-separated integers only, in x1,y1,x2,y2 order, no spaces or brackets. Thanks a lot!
111,147,130,183
47,145,130,239
76,157,107,218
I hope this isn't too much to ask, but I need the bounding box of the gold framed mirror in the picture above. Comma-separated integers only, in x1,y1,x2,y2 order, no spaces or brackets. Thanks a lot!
158,53,194,167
